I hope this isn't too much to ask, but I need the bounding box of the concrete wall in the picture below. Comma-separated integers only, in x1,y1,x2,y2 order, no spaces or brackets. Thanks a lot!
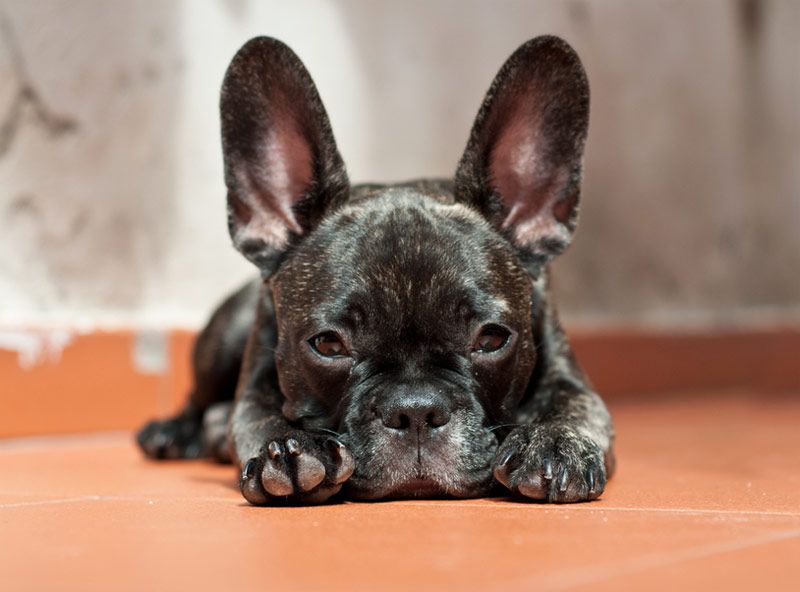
1,0,798,329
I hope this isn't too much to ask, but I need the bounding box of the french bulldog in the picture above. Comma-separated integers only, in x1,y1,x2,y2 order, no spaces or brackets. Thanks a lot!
137,35,615,505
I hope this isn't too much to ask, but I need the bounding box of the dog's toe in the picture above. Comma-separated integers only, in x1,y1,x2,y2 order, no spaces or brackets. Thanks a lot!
328,439,354,484
491,446,518,490
261,461,294,497
294,452,326,492
238,433,354,506
240,458,270,505
516,473,548,500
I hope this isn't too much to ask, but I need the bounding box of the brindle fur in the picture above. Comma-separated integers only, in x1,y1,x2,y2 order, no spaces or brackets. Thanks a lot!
137,36,615,505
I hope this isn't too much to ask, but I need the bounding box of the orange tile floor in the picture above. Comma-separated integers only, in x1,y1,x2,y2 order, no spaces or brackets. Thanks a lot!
2,391,799,592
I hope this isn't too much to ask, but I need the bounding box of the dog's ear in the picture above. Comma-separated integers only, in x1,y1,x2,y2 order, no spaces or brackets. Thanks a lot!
454,36,589,275
221,37,349,274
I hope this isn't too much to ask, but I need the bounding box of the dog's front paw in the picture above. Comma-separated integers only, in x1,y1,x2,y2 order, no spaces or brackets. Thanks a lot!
239,433,354,505
137,414,203,460
493,423,610,503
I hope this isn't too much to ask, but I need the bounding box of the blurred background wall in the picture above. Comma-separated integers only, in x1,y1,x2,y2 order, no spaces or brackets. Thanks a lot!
1,0,798,330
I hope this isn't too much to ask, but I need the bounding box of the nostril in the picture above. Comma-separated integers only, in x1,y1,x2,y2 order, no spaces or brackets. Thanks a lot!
427,409,451,428
378,394,453,431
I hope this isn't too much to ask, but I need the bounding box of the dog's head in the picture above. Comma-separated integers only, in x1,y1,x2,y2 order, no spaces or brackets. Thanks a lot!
221,36,589,498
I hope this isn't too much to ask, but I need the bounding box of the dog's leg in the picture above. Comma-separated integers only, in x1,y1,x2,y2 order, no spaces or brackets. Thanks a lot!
492,278,615,503
230,289,355,506
136,402,206,460
136,280,258,460
202,401,234,463
231,395,355,505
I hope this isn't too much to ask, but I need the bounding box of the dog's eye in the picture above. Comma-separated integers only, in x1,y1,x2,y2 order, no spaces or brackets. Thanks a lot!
309,332,348,357
473,325,510,354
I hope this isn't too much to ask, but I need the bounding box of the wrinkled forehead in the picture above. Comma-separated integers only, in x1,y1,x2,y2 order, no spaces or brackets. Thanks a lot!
278,191,515,328
334,238,511,331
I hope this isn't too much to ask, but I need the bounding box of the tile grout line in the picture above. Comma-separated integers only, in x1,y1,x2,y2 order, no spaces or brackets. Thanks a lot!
0,432,132,452
0,495,239,508
2,495,799,520
382,500,800,518
582,505,800,518
0,495,103,508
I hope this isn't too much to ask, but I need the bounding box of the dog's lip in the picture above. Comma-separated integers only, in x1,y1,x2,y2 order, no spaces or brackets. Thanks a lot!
346,465,496,500
347,473,496,500
392,477,442,495
348,477,446,500
344,466,443,497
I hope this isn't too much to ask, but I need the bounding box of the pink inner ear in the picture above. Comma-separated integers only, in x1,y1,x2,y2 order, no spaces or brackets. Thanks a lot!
234,111,314,249
489,102,575,247
489,106,548,226
261,114,314,222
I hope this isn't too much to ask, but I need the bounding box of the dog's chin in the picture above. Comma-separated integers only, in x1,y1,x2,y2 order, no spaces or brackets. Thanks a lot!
345,468,495,501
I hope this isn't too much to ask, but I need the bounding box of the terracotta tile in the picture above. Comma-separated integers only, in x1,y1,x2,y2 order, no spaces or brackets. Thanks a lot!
1,497,798,592
567,531,800,591
1,392,799,591
608,391,800,513
0,437,233,501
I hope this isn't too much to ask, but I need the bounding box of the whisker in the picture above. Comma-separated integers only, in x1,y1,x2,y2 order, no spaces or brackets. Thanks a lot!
488,423,521,433
308,427,343,438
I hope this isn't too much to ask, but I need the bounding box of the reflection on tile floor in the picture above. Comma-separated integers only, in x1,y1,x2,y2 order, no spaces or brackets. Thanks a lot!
2,391,799,591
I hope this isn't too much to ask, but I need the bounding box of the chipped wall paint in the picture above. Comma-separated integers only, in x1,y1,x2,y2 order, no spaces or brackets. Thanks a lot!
132,330,168,375
0,329,75,369
0,327,171,375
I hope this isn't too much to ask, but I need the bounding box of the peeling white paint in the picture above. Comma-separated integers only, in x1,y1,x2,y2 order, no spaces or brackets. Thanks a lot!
0,329,75,369
132,329,168,375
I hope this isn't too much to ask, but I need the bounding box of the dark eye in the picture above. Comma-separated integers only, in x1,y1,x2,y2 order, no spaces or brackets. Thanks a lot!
309,332,348,357
473,324,511,354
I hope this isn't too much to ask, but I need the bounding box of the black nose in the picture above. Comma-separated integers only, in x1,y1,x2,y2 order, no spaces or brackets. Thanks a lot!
378,392,452,431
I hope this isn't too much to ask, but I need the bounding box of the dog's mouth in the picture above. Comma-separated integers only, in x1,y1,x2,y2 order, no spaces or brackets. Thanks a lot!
345,466,495,500
339,406,499,500
343,445,497,501
375,477,449,499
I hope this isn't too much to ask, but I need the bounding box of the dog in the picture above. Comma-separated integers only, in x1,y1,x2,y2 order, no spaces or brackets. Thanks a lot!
137,35,615,505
